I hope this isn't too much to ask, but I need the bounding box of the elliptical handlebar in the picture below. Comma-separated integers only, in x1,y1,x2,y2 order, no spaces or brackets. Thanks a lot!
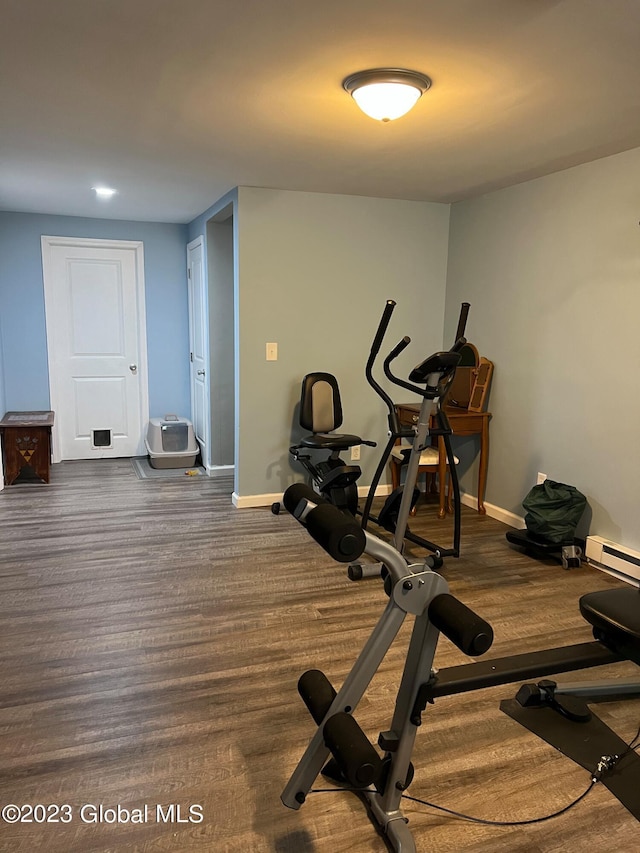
450,334,467,353
454,302,470,344
383,345,424,398
385,335,411,363
365,300,402,432
368,299,397,360
367,300,471,404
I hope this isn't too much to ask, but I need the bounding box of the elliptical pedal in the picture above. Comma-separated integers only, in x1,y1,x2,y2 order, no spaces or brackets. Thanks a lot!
377,486,420,533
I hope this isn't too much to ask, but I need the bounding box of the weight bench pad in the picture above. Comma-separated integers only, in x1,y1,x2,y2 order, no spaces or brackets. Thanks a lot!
580,588,640,662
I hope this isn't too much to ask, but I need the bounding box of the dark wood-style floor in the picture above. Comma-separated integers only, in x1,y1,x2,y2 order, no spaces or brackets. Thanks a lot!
0,459,638,852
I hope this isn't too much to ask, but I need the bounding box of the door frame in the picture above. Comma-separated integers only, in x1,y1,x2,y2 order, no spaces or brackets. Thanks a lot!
41,235,150,463
187,235,210,469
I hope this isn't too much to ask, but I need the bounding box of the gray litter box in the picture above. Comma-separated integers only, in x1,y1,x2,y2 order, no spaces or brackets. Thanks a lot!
145,415,199,468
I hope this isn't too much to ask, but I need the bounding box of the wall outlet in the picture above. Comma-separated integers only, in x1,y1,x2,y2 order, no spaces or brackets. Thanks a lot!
351,445,361,461
537,472,547,485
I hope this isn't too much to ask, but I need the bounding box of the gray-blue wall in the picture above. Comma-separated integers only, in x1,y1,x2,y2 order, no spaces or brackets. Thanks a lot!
0,212,190,418
231,188,451,501
445,146,640,551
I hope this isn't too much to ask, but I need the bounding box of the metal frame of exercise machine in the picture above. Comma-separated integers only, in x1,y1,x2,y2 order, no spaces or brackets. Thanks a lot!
280,484,640,852
274,300,468,575
349,300,469,579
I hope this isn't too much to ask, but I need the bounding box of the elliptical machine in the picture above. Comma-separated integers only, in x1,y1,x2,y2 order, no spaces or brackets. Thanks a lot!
349,300,469,576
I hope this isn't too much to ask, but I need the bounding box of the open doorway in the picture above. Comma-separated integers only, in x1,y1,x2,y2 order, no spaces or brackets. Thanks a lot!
205,208,235,476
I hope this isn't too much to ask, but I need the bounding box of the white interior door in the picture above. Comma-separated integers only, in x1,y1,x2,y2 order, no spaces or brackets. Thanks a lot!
187,236,209,466
42,236,149,461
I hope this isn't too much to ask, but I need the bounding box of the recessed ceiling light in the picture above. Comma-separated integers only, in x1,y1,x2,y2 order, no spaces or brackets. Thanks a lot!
92,186,117,199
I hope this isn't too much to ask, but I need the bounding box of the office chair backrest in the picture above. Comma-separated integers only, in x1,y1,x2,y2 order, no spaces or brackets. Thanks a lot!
299,373,343,434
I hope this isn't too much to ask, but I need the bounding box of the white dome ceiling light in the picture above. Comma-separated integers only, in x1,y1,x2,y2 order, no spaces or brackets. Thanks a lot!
342,68,432,122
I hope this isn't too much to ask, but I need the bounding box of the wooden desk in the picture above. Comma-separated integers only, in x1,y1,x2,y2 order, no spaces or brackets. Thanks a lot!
0,411,55,485
395,403,491,514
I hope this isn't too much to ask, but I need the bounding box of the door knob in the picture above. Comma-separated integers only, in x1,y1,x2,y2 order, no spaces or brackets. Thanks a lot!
197,369,205,376
129,364,138,373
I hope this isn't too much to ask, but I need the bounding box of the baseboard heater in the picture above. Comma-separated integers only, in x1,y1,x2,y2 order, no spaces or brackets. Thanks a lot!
585,535,640,587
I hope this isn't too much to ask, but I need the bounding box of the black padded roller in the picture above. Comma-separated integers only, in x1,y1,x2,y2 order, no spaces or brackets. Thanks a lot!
428,593,493,657
323,712,382,788
298,669,337,724
282,482,324,515
305,503,366,563
282,483,365,562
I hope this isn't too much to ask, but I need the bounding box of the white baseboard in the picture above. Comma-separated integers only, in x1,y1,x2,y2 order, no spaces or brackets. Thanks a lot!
232,484,524,530
359,483,392,498
233,491,282,508
233,482,392,509
460,492,525,529
207,464,234,478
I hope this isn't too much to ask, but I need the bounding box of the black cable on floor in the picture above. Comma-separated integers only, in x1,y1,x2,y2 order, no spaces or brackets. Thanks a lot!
400,779,596,826
309,721,640,828
309,779,596,825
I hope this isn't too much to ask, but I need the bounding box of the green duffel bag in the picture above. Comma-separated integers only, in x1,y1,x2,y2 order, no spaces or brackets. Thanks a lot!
522,479,587,544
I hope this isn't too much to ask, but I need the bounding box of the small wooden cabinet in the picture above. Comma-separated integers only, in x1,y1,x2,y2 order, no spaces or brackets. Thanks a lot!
0,411,55,485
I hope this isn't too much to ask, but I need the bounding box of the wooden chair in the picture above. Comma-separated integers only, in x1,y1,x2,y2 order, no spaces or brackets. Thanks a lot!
389,437,459,519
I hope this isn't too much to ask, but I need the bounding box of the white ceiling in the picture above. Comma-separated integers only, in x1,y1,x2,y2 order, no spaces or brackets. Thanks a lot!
2,0,640,224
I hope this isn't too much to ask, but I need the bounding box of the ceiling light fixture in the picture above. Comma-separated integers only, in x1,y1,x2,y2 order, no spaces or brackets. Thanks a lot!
342,68,432,122
93,186,117,199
